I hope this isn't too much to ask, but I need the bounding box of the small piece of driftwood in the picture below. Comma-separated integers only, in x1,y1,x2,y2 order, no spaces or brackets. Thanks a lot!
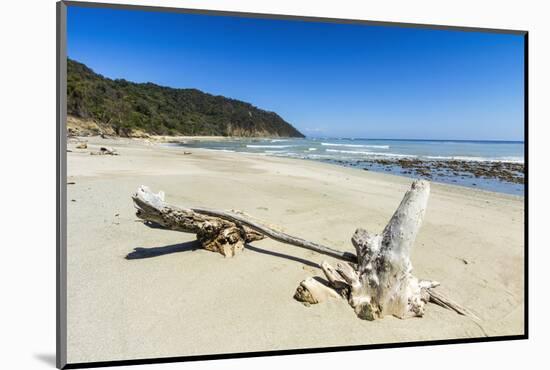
427,287,480,321
132,182,478,321
91,146,119,156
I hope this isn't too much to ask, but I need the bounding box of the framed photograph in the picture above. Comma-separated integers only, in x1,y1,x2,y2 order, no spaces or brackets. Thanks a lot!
57,1,527,368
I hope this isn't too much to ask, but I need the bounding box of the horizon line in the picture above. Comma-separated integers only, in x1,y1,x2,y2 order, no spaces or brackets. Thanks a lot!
302,137,524,143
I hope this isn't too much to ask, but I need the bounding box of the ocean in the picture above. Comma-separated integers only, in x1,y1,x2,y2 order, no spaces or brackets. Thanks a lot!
176,138,525,195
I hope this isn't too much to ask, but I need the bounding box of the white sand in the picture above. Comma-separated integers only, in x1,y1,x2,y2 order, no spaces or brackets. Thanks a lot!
66,137,525,363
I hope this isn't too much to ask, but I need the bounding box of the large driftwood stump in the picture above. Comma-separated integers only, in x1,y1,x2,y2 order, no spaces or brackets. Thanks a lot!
298,180,438,320
295,180,478,321
132,181,478,321
351,180,432,319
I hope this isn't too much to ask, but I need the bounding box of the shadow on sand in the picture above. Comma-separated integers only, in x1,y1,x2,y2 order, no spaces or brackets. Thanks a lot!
126,240,320,270
126,240,201,259
244,244,320,269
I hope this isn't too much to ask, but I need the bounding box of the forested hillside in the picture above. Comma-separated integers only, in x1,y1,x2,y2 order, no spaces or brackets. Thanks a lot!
67,59,304,137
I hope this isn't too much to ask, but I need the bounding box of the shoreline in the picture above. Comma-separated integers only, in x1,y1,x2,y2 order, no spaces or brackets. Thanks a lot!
166,138,525,196
174,145,525,199
66,136,525,363
69,135,524,199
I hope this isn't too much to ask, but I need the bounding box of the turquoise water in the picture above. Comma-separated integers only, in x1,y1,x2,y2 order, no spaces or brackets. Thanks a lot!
177,138,525,195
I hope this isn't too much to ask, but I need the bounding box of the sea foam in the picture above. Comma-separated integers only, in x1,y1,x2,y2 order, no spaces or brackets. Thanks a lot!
325,149,414,158
321,143,389,149
246,144,294,148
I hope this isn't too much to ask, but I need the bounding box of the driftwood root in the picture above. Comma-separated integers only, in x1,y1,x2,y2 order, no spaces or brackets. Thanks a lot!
295,180,432,320
132,186,264,257
294,180,479,322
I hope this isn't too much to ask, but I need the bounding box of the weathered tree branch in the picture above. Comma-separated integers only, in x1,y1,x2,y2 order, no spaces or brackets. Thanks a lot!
190,206,357,263
133,185,356,262
427,288,480,321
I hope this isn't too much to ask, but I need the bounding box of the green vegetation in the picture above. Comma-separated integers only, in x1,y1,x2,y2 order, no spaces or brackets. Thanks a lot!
67,59,304,137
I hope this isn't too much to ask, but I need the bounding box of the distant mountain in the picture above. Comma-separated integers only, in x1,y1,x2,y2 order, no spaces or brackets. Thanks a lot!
66,59,304,138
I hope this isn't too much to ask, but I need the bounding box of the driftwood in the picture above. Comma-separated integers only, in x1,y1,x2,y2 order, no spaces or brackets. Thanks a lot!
132,186,264,257
133,186,355,261
132,181,478,321
91,146,118,156
427,287,480,320
299,180,438,319
294,277,341,304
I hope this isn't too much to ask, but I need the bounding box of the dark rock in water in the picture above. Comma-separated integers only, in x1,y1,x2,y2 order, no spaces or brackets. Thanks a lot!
358,157,523,187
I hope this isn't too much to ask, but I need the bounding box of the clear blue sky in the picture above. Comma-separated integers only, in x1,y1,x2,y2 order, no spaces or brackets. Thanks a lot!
67,6,525,141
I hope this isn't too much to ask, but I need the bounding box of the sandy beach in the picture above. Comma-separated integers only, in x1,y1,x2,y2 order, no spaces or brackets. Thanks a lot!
66,137,525,364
